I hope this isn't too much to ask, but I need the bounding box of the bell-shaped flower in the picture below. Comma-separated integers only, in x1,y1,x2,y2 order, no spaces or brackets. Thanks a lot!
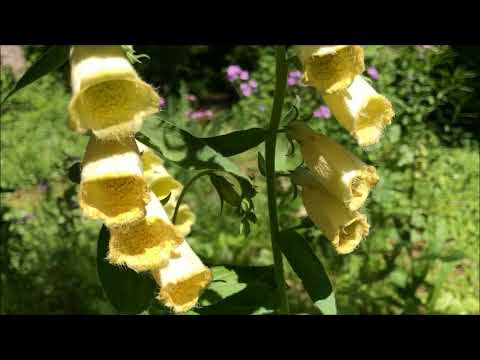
152,240,211,313
295,45,365,94
322,75,395,146
287,121,379,211
137,141,183,199
107,191,183,272
68,45,160,140
164,201,196,238
79,135,149,227
292,167,370,254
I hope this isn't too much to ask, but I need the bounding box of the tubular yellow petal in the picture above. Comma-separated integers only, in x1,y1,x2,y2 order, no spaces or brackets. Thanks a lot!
296,45,365,94
152,240,211,313
164,201,196,238
68,45,160,140
136,141,183,199
79,135,149,227
287,122,379,211
323,75,395,146
293,169,370,254
107,192,183,272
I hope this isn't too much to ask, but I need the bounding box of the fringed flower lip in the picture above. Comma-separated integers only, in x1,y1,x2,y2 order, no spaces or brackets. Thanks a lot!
107,191,183,272
322,75,395,147
295,45,365,95
79,135,149,227
287,122,379,211
152,240,211,313
292,168,370,254
68,45,160,140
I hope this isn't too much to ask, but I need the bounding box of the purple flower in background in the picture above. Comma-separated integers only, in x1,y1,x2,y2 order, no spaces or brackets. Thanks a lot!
188,109,214,122
227,65,242,82
248,79,258,89
239,70,250,81
186,94,197,102
367,66,379,81
287,70,302,86
240,83,253,97
313,105,331,119
159,97,166,109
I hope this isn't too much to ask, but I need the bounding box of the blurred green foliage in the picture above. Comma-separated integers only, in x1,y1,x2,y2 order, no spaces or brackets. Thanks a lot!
0,45,478,314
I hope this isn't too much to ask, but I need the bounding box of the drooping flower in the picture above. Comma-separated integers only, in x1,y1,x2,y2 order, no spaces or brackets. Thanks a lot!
313,105,331,119
137,141,183,199
322,75,395,146
137,142,196,238
68,45,160,140
287,121,379,211
152,239,211,313
366,66,379,80
291,167,370,254
295,45,365,94
107,191,183,272
248,79,258,89
79,135,149,227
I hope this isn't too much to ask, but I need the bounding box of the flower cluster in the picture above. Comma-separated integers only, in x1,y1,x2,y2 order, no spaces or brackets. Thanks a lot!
288,45,395,254
287,70,302,86
295,45,394,147
68,45,211,313
226,64,258,97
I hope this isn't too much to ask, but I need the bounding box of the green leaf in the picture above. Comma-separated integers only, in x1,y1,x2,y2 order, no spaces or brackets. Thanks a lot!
193,265,278,314
137,116,257,223
201,128,269,157
257,152,266,176
97,226,157,314
210,174,242,207
67,162,81,184
278,229,337,315
1,46,70,104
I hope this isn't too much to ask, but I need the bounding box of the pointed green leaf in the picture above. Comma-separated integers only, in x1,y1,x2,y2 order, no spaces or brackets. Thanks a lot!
257,152,266,176
97,226,157,314
2,46,70,104
194,265,278,314
278,229,337,315
200,128,269,157
210,174,242,207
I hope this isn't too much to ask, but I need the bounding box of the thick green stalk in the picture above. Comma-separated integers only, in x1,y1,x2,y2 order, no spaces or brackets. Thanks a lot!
265,46,289,314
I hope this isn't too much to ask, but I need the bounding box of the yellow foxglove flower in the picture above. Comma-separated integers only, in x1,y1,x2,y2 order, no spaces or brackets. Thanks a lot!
295,45,365,94
152,240,211,313
164,201,196,238
322,75,395,146
137,141,195,237
69,45,160,140
292,168,370,254
79,135,149,227
108,191,183,272
136,141,183,199
287,121,378,211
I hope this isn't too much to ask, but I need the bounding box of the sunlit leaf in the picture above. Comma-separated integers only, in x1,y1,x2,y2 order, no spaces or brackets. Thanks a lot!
97,226,157,314
278,229,337,315
1,46,70,104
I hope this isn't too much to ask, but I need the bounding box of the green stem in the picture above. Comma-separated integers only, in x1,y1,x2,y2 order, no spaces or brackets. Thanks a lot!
171,169,216,224
265,46,289,314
